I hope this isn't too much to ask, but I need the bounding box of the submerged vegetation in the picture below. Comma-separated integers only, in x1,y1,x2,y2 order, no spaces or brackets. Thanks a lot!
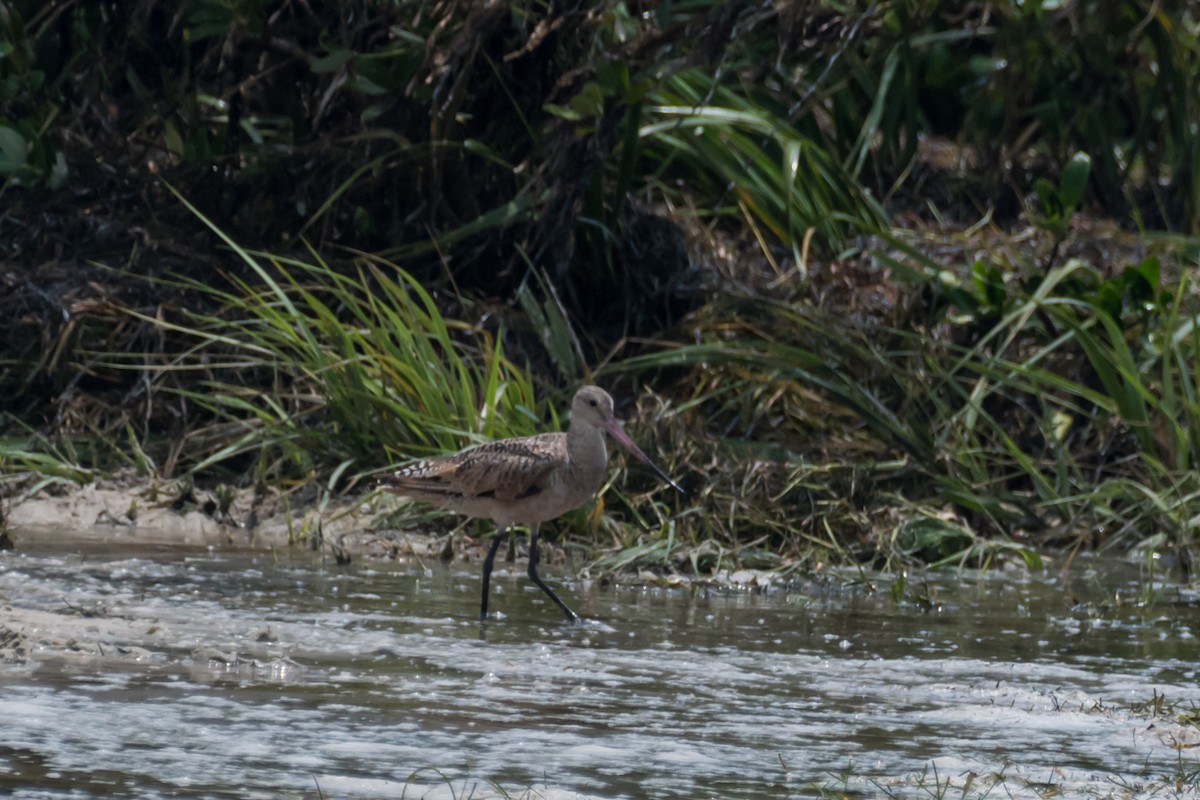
2,1,1199,576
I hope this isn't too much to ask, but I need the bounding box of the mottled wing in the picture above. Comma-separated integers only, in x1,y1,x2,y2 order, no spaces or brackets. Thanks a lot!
381,434,565,501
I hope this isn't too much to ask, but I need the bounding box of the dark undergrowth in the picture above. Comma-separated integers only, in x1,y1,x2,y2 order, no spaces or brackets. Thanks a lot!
2,1,1199,579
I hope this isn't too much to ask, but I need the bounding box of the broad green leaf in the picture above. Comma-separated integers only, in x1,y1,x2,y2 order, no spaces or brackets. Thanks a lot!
1059,151,1092,209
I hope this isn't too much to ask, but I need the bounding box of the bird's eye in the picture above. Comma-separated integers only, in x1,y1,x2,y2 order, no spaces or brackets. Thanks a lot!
589,399,598,407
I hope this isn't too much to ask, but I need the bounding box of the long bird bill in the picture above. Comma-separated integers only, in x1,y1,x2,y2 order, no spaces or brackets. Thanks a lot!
603,417,686,495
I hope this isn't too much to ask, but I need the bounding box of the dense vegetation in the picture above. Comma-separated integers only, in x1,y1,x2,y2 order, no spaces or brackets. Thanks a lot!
2,1,1198,577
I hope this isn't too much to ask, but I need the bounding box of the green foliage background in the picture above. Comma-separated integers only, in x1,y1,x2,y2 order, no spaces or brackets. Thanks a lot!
2,0,1199,574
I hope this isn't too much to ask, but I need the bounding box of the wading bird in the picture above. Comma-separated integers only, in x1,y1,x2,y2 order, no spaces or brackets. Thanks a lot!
380,386,683,622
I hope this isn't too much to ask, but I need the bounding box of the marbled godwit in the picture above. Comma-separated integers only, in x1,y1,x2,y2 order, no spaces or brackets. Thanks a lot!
380,386,682,621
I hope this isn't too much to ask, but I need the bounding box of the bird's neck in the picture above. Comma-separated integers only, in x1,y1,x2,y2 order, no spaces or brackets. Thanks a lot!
567,423,609,484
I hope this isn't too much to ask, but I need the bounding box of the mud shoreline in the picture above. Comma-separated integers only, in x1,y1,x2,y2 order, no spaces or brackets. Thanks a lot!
0,477,449,670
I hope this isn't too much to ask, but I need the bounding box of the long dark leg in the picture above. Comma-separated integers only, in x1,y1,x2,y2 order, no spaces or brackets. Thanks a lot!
527,525,580,622
480,527,506,620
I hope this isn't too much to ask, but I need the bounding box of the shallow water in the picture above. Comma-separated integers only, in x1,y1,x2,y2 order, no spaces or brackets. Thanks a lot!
2,529,1199,799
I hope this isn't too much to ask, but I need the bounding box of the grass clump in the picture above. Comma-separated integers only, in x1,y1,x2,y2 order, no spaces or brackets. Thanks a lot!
590,232,1200,577
0,428,96,506
98,195,541,490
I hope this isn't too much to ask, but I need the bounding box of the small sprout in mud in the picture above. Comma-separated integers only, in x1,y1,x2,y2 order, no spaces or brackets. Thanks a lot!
214,484,235,516
1131,688,1168,716
1177,706,1200,728
330,534,351,565
307,518,325,550
126,499,138,523
170,479,197,512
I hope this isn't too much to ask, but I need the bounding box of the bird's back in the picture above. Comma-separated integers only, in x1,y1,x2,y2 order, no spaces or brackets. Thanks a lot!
381,432,571,524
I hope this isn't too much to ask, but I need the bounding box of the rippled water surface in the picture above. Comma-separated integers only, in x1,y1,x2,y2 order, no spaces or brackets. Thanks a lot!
2,528,1199,799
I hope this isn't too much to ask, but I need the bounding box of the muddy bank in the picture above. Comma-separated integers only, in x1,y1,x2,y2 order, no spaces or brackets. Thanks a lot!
5,474,373,549
0,476,453,669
